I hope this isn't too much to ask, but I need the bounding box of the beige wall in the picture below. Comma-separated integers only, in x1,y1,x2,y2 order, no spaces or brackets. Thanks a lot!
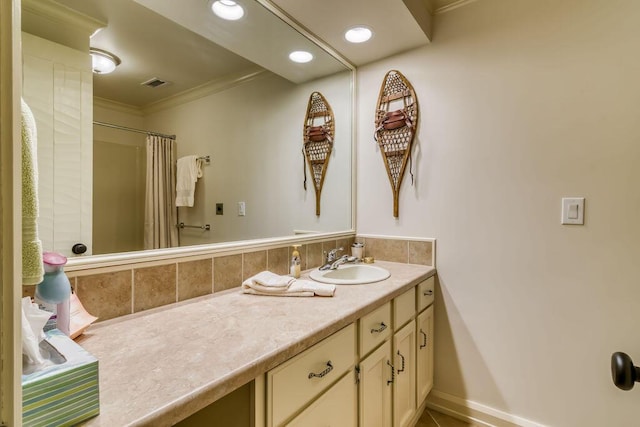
357,0,640,425
144,70,352,247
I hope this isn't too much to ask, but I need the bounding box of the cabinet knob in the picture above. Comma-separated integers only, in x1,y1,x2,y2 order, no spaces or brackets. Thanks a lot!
386,360,395,385
370,322,387,334
612,352,640,391
420,330,428,349
396,350,406,374
308,361,333,379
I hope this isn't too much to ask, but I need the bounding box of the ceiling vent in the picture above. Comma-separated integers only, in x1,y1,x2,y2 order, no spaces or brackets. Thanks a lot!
141,77,168,88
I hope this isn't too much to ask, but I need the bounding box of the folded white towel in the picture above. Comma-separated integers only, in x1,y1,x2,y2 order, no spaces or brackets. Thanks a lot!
242,271,335,297
244,271,294,288
176,155,203,207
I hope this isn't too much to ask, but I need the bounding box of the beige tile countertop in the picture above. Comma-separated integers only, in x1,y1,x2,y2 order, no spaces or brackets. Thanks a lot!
77,261,435,426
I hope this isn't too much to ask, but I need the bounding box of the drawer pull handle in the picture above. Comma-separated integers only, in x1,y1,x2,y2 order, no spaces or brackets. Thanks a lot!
420,329,428,349
423,289,433,296
386,360,395,385
308,361,333,379
397,350,406,374
370,322,387,334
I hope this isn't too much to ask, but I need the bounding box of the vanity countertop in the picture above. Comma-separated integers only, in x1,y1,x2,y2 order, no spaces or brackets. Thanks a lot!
77,261,435,426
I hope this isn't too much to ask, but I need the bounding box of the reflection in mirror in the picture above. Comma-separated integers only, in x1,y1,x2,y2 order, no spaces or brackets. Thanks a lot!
21,0,353,258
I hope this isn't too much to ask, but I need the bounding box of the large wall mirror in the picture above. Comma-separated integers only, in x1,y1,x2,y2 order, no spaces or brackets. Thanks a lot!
21,0,354,261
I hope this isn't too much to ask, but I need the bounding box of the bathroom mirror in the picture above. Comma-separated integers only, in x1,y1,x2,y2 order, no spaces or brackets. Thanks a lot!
21,0,354,259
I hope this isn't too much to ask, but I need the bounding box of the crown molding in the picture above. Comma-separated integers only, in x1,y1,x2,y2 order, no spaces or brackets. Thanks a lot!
93,97,144,117
22,0,105,36
434,0,477,15
141,67,268,115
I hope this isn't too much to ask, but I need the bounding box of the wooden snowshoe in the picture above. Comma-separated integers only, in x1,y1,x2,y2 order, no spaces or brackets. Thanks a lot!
374,70,418,218
303,91,334,216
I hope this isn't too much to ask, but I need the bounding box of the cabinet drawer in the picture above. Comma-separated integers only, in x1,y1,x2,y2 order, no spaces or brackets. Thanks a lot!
417,276,435,312
394,288,416,329
287,371,357,427
359,302,392,357
267,324,356,427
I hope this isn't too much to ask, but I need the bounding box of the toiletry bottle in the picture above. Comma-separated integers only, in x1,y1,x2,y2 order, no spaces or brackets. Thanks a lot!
352,242,364,260
290,245,301,279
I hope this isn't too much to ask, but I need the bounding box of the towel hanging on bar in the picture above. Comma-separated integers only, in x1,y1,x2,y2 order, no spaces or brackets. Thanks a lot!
176,155,203,207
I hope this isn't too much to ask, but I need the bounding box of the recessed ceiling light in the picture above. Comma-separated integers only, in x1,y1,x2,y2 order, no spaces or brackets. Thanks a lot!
345,26,373,43
90,48,121,74
289,51,313,64
211,0,245,21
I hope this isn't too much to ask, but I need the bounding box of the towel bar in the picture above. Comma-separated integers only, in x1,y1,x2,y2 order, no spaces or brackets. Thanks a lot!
177,222,210,231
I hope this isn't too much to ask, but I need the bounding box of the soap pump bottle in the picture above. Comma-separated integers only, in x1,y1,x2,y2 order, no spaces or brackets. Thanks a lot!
34,252,71,335
290,245,301,279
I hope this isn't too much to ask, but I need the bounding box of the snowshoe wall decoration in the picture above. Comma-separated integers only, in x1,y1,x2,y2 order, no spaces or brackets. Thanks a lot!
374,70,419,218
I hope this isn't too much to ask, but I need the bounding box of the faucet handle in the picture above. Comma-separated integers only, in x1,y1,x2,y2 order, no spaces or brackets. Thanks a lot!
326,247,344,262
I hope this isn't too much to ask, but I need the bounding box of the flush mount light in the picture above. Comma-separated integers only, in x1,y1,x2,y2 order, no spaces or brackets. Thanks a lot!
345,26,373,43
90,48,121,74
289,51,313,64
211,0,245,20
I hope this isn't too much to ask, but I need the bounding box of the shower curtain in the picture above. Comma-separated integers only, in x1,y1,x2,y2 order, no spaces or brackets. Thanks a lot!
144,135,178,249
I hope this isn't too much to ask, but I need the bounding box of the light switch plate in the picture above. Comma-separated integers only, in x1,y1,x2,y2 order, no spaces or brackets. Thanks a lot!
238,201,245,216
561,197,585,225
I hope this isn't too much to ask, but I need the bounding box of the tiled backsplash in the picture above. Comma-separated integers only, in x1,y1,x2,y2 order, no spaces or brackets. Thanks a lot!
22,235,433,323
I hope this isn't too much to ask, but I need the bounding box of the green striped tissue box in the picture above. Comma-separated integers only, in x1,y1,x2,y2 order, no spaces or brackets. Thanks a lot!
22,329,99,426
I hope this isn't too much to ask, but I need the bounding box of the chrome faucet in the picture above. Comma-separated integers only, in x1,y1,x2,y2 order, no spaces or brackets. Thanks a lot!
319,248,358,271
329,254,352,270
320,247,343,270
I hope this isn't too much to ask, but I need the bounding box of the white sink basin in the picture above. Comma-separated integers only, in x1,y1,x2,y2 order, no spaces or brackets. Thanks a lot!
309,264,390,285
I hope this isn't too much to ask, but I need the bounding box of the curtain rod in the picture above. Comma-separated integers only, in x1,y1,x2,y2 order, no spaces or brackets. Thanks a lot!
93,121,176,139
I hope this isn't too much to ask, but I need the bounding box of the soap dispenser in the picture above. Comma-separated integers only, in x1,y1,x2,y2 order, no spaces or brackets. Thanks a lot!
290,245,301,279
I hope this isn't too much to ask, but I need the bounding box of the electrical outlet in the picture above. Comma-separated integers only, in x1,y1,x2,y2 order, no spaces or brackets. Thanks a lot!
216,203,223,215
238,202,246,216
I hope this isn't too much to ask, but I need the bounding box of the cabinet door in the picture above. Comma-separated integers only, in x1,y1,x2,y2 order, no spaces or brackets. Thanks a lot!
416,306,434,405
287,372,357,427
393,321,416,427
358,341,392,427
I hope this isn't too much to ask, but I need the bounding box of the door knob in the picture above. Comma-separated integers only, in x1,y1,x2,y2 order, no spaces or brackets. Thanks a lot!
72,243,87,255
611,352,640,391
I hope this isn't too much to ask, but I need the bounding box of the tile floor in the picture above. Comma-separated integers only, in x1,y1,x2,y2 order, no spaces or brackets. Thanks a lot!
416,407,484,427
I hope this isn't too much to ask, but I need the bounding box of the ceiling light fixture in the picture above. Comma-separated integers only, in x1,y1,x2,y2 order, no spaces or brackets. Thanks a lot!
289,51,313,64
90,48,121,74
211,0,245,20
345,26,373,43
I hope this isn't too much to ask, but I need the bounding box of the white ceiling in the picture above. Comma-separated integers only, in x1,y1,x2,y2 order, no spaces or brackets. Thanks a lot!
269,0,469,66
40,0,471,108
270,0,429,66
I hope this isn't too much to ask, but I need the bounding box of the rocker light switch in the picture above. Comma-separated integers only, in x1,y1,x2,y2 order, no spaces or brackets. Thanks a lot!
561,197,584,225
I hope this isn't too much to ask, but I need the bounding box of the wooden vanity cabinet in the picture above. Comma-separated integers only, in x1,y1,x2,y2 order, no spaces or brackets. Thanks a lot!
262,275,435,427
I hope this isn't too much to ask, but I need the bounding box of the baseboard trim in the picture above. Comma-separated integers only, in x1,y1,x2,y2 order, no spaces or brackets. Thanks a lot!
425,390,546,427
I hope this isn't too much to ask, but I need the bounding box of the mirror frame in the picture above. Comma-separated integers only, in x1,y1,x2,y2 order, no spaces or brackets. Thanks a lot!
62,0,357,273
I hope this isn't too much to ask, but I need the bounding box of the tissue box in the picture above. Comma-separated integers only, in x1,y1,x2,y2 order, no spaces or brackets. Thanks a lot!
22,329,99,426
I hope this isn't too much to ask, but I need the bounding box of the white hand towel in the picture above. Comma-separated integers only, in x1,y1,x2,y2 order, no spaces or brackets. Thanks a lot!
176,155,202,207
242,272,335,297
243,271,294,288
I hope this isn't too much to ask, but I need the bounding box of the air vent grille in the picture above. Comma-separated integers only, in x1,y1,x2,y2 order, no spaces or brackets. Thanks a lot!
141,77,168,88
